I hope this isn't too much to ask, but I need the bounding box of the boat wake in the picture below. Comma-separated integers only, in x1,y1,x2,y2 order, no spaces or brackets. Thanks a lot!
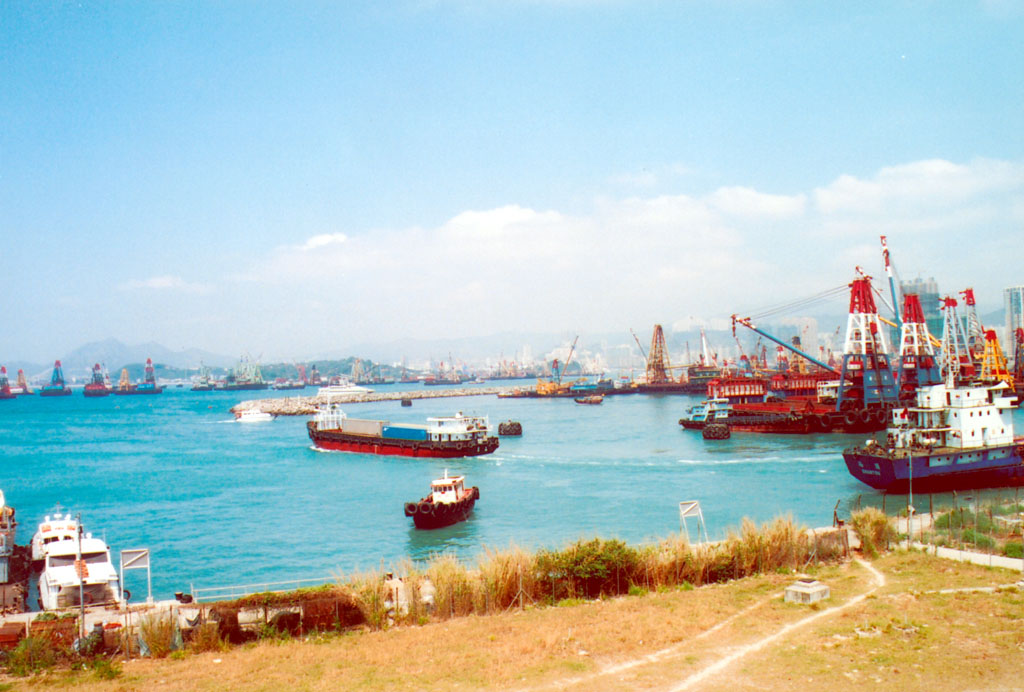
675,456,825,466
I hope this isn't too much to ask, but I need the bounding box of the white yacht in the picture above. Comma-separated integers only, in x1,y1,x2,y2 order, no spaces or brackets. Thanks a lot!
32,513,122,610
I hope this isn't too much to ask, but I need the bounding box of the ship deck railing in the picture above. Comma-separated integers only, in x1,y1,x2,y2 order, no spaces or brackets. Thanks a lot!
190,576,335,603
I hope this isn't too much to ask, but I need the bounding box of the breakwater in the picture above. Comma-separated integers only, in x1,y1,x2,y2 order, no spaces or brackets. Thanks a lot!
231,386,510,416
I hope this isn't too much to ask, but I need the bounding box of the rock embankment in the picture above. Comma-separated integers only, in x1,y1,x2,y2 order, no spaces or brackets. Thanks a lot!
231,386,509,416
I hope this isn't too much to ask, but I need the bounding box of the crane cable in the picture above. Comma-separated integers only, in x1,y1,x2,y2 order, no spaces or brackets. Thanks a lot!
742,284,849,321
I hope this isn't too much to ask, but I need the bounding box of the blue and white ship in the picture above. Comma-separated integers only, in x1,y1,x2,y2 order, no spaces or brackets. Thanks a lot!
843,381,1023,493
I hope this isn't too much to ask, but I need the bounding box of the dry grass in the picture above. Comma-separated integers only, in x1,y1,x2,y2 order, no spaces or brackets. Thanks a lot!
850,507,896,557
11,551,1022,692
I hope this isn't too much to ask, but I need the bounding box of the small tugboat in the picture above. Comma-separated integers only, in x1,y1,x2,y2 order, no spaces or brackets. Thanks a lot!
39,361,72,397
404,470,480,529
32,513,122,610
308,405,499,457
843,380,1024,493
83,364,111,397
574,395,604,405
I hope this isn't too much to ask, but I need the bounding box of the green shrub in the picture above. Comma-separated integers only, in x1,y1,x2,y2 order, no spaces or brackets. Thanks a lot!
1002,542,1023,559
537,538,639,600
6,637,58,676
91,656,121,680
961,529,996,549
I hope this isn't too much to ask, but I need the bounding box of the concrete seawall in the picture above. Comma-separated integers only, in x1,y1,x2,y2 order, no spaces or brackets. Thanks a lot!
231,387,511,416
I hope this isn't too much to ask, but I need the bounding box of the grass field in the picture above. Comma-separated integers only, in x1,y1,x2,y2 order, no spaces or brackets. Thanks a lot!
5,549,1021,691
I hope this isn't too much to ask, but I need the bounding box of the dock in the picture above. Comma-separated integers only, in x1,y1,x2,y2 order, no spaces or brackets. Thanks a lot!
232,386,511,416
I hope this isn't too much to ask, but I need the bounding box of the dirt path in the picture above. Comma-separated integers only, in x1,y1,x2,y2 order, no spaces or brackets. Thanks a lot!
668,559,885,691
526,559,886,692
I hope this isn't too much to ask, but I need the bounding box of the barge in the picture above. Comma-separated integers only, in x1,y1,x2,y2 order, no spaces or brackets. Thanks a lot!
307,405,499,458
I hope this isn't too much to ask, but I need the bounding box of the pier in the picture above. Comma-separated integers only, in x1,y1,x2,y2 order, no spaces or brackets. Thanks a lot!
231,386,510,416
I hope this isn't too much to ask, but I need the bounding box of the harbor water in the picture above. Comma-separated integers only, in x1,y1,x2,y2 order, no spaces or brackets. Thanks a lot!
4,385,1019,603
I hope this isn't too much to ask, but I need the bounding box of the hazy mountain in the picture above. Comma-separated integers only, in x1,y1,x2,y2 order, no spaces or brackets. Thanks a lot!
58,339,235,378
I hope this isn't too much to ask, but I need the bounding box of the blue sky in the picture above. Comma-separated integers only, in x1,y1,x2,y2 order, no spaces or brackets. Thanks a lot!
2,1,1022,361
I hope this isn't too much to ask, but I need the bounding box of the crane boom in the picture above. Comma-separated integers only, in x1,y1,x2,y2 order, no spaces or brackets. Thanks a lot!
732,315,840,375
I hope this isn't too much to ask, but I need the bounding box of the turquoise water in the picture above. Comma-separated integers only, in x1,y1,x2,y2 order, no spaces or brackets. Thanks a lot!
6,385,1007,602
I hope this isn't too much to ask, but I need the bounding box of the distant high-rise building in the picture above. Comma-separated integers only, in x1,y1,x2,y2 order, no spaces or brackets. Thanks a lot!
1004,285,1024,335
901,277,942,338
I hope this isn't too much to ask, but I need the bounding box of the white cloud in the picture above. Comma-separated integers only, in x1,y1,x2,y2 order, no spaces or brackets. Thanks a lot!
210,156,1024,350
300,233,348,250
709,186,806,218
118,275,211,294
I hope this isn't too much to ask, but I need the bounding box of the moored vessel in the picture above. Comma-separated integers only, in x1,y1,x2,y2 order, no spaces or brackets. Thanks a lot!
0,367,15,400
843,381,1024,493
574,395,604,405
32,513,123,610
307,405,499,458
217,356,268,391
404,470,480,529
113,358,164,395
39,361,71,397
83,363,111,397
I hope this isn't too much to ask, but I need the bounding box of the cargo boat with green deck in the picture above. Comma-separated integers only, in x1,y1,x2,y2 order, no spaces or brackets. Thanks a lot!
307,405,499,457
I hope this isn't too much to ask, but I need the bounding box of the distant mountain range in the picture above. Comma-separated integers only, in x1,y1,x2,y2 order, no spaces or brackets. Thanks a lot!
14,339,237,381
7,306,1011,382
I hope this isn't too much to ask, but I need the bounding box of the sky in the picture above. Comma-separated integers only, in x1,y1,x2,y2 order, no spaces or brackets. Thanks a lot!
2,1,1022,362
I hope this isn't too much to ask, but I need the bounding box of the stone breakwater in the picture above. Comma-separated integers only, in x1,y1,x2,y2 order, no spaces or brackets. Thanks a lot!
231,387,511,416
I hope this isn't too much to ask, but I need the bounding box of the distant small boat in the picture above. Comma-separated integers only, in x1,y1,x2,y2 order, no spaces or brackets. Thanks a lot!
574,395,604,405
404,470,479,529
236,409,274,423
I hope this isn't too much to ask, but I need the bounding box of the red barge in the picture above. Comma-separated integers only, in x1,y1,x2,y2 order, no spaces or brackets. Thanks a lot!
307,404,499,458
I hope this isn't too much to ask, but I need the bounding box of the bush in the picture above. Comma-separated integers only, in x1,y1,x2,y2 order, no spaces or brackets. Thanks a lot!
427,555,476,619
537,538,639,600
91,657,121,680
6,637,59,676
138,612,178,658
188,622,228,653
1003,542,1023,559
961,529,996,549
850,508,895,557
478,546,538,611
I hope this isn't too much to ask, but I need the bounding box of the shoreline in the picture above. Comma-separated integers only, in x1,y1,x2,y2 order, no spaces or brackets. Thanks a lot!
231,386,511,416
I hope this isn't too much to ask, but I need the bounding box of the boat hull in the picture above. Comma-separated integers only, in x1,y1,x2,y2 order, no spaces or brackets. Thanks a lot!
843,443,1024,493
680,408,888,435
404,489,479,529
38,387,71,397
308,422,499,458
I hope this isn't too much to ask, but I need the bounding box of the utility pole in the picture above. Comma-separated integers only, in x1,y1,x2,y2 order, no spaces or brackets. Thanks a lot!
77,514,86,639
